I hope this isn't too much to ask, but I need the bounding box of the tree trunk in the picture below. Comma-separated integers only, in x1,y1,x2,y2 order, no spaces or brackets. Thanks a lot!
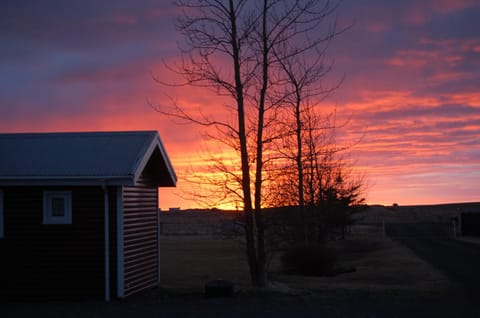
295,88,309,244
228,0,259,286
252,0,269,287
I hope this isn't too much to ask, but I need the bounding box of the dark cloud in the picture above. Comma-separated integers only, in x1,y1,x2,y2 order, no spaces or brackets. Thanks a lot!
416,76,480,96
332,0,480,87
356,104,479,122
0,0,179,122
420,5,480,40
0,0,175,48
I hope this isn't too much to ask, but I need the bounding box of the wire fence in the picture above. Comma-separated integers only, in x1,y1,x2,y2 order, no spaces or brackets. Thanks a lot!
158,204,478,236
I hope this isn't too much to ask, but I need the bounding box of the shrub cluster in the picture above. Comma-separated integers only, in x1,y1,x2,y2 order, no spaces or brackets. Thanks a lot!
281,244,336,276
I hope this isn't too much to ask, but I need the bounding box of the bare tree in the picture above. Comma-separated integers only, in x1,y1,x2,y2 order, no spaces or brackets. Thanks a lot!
250,0,350,245
153,0,346,287
265,108,367,243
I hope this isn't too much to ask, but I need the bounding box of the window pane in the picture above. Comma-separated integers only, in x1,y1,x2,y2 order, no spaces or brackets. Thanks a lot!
51,197,65,217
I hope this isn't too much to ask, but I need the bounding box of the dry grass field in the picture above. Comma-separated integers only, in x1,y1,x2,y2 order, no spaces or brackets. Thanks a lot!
159,203,480,294
160,235,249,292
159,232,451,295
271,235,450,293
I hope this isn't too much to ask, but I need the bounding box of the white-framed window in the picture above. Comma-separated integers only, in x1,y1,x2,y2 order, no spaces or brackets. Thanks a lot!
0,190,4,238
43,191,72,224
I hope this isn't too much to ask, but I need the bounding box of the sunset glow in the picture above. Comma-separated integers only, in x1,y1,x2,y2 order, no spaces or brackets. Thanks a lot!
1,0,479,209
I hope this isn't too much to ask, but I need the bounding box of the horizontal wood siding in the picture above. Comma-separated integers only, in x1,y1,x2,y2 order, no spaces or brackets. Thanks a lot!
123,178,158,296
0,186,111,300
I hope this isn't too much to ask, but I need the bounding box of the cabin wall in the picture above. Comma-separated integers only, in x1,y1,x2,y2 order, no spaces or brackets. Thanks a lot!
0,186,115,300
122,177,159,297
108,186,118,299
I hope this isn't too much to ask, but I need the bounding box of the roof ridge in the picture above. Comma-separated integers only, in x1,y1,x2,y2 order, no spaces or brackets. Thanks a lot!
0,130,158,137
130,131,158,175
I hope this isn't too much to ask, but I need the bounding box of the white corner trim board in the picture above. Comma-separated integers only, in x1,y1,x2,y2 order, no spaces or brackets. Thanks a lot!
0,190,4,238
102,185,110,303
117,186,125,298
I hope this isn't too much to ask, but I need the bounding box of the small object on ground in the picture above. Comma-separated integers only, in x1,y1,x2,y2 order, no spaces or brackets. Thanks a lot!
205,279,235,297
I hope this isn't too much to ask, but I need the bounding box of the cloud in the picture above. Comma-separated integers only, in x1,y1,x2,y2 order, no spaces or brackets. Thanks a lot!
0,0,176,48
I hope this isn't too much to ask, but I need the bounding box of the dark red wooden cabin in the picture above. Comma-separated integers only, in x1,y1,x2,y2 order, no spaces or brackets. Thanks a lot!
0,131,176,301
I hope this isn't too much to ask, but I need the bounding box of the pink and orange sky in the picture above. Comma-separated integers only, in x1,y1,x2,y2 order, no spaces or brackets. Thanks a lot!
1,0,479,209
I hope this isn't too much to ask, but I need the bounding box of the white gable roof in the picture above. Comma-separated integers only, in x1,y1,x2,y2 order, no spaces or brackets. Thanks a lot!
0,131,176,187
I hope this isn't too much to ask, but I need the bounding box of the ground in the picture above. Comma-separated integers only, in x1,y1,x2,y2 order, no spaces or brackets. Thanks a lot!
2,205,480,317
159,233,450,294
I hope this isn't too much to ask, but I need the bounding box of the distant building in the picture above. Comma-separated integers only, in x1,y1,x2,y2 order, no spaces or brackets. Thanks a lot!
457,204,480,237
0,131,176,301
